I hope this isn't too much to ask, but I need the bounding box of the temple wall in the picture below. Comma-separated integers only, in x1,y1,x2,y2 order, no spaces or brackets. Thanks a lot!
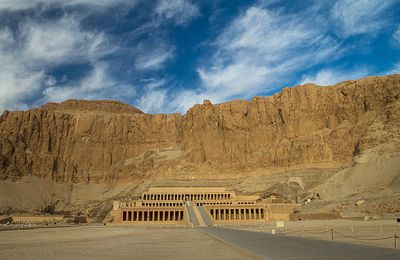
11,215,64,224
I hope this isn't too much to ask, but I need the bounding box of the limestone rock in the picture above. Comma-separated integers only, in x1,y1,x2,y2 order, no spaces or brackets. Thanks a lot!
0,75,399,183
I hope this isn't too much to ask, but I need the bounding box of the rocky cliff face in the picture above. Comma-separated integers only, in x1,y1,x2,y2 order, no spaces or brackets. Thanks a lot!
1,75,399,183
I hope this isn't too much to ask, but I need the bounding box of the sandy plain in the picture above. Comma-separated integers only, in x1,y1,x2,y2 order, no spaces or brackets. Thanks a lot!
222,219,400,249
0,226,255,260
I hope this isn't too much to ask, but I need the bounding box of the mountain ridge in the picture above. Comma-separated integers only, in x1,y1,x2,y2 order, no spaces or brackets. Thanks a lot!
0,74,399,184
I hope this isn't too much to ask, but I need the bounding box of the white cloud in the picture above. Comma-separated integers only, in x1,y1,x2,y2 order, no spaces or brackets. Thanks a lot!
135,44,174,70
392,25,400,47
0,15,115,113
300,67,371,86
139,78,166,90
0,0,134,11
169,90,206,113
41,63,131,102
137,90,168,113
380,61,400,76
21,16,108,65
196,6,342,104
197,64,270,98
155,0,200,26
0,58,45,112
0,27,45,112
331,0,395,37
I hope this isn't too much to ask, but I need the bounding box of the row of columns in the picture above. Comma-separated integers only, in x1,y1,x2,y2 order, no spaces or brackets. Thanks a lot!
122,210,184,222
143,202,183,207
143,193,231,201
210,208,264,221
196,202,232,206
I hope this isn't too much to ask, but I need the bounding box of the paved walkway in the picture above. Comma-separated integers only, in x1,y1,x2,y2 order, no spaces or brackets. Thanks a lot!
201,227,400,260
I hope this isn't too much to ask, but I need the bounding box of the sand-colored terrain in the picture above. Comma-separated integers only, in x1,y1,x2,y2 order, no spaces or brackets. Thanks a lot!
0,226,255,260
222,219,400,249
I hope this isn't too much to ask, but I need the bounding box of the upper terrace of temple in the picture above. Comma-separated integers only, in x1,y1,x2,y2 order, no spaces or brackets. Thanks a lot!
141,187,259,204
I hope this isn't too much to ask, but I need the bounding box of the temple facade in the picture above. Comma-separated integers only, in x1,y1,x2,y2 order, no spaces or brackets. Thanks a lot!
112,187,298,226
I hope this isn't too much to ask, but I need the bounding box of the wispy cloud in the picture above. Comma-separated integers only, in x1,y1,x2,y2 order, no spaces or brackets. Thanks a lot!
0,55,45,111
0,14,116,112
392,25,400,47
0,26,44,112
300,67,371,86
135,44,174,70
196,5,342,104
41,62,134,103
136,78,168,113
155,0,200,26
21,16,109,65
0,0,398,115
331,0,396,37
0,0,136,11
137,90,168,114
139,78,166,90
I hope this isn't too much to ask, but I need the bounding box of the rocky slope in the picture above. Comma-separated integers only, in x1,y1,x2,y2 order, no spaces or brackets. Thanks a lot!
1,75,400,184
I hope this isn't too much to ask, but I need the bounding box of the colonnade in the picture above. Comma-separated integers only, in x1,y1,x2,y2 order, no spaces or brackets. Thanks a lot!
142,202,183,207
122,210,184,222
209,207,264,221
142,193,232,201
195,202,233,206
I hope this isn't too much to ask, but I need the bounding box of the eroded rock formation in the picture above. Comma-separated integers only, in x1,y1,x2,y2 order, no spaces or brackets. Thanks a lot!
1,75,399,183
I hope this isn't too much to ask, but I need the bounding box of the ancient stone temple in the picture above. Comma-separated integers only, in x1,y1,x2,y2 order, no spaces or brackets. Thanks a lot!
112,187,298,226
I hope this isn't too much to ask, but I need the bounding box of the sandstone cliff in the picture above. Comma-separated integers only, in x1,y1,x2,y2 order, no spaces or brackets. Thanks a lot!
1,75,399,184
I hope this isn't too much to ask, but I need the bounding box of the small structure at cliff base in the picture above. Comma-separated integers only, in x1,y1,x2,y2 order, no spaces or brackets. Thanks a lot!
112,187,299,226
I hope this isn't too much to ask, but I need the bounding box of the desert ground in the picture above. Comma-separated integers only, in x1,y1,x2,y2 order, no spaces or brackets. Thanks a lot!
1,221,400,260
0,226,255,260
222,219,400,249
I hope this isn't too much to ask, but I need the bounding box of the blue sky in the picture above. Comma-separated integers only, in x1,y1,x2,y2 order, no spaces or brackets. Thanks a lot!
0,0,399,114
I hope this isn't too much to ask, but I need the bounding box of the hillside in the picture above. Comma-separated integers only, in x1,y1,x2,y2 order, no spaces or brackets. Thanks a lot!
0,74,399,216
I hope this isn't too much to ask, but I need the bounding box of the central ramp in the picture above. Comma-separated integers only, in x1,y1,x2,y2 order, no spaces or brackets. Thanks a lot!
197,206,215,226
185,202,215,227
185,201,200,226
